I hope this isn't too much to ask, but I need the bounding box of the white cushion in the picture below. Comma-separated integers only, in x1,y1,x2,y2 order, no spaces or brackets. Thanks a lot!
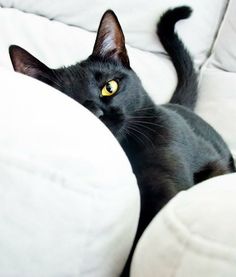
207,0,236,72
0,68,139,277
131,173,236,277
196,68,236,159
0,0,228,65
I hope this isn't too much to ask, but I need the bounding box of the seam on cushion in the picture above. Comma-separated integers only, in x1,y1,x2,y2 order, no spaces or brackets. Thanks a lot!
162,197,236,265
76,184,98,276
0,150,129,275
201,0,231,70
0,151,96,275
0,150,96,194
168,217,190,277
0,6,98,36
0,6,153,55
161,207,236,277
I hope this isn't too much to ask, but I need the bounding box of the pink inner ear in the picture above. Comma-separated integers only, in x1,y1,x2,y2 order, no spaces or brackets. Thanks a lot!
14,58,39,77
101,21,124,56
100,14,121,52
14,58,28,73
24,66,41,78
92,10,130,67
10,46,42,77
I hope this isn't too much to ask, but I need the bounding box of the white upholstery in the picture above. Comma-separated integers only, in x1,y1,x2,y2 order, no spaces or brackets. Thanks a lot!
131,173,236,277
207,0,236,72
0,69,139,276
0,0,228,65
196,68,236,158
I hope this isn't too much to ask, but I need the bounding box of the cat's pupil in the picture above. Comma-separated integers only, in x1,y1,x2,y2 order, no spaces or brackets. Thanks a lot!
106,83,113,93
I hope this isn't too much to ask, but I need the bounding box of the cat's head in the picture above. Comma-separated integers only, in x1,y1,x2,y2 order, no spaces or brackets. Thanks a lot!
9,10,152,141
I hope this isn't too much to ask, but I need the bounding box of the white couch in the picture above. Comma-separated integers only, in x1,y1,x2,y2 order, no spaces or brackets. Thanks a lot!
0,0,235,276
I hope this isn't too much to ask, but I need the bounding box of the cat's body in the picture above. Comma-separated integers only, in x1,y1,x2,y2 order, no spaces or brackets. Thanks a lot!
9,6,235,276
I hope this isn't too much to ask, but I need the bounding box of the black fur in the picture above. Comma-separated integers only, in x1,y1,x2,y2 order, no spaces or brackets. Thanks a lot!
9,6,235,277
158,6,198,110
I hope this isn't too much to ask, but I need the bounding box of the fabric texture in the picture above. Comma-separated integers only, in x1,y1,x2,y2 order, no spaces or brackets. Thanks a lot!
196,68,236,158
0,69,139,277
131,173,236,277
207,0,236,72
0,0,228,65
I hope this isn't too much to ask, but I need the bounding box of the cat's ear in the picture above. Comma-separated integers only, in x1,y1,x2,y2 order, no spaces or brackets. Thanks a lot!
92,10,130,68
9,45,54,82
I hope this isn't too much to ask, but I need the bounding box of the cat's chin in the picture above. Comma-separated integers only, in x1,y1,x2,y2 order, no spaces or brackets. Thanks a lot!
99,116,126,142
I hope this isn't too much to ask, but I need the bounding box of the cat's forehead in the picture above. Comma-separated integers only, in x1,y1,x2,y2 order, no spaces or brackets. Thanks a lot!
83,59,129,81
61,58,131,88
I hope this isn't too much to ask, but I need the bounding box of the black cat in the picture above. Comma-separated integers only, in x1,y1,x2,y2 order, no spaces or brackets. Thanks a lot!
9,6,235,276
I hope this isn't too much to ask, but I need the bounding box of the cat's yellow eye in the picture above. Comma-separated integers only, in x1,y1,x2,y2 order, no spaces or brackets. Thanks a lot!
101,80,119,97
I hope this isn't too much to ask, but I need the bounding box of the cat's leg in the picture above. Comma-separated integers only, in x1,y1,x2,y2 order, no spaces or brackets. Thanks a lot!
194,159,235,184
121,172,188,277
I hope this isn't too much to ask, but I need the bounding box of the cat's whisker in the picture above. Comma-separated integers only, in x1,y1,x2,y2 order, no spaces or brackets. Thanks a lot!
128,115,158,119
116,125,127,141
132,108,157,118
128,118,165,128
125,125,147,147
126,124,155,149
128,114,158,120
128,118,167,142
134,106,156,112
130,121,157,133
119,127,133,143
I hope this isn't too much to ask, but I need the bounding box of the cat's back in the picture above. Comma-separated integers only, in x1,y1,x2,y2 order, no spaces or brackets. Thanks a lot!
164,103,232,162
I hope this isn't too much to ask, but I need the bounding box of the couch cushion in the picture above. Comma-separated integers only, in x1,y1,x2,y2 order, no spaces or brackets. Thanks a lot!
0,68,139,277
0,0,228,65
207,0,236,72
131,173,236,277
196,68,236,159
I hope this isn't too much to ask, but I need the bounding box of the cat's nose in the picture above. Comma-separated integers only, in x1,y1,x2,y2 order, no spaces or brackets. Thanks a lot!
83,100,104,118
94,108,104,118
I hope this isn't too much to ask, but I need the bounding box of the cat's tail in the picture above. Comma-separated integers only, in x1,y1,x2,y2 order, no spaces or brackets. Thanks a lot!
157,6,198,111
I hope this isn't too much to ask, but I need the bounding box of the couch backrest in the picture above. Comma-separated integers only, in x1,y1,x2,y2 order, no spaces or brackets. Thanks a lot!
207,0,236,72
0,0,229,66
